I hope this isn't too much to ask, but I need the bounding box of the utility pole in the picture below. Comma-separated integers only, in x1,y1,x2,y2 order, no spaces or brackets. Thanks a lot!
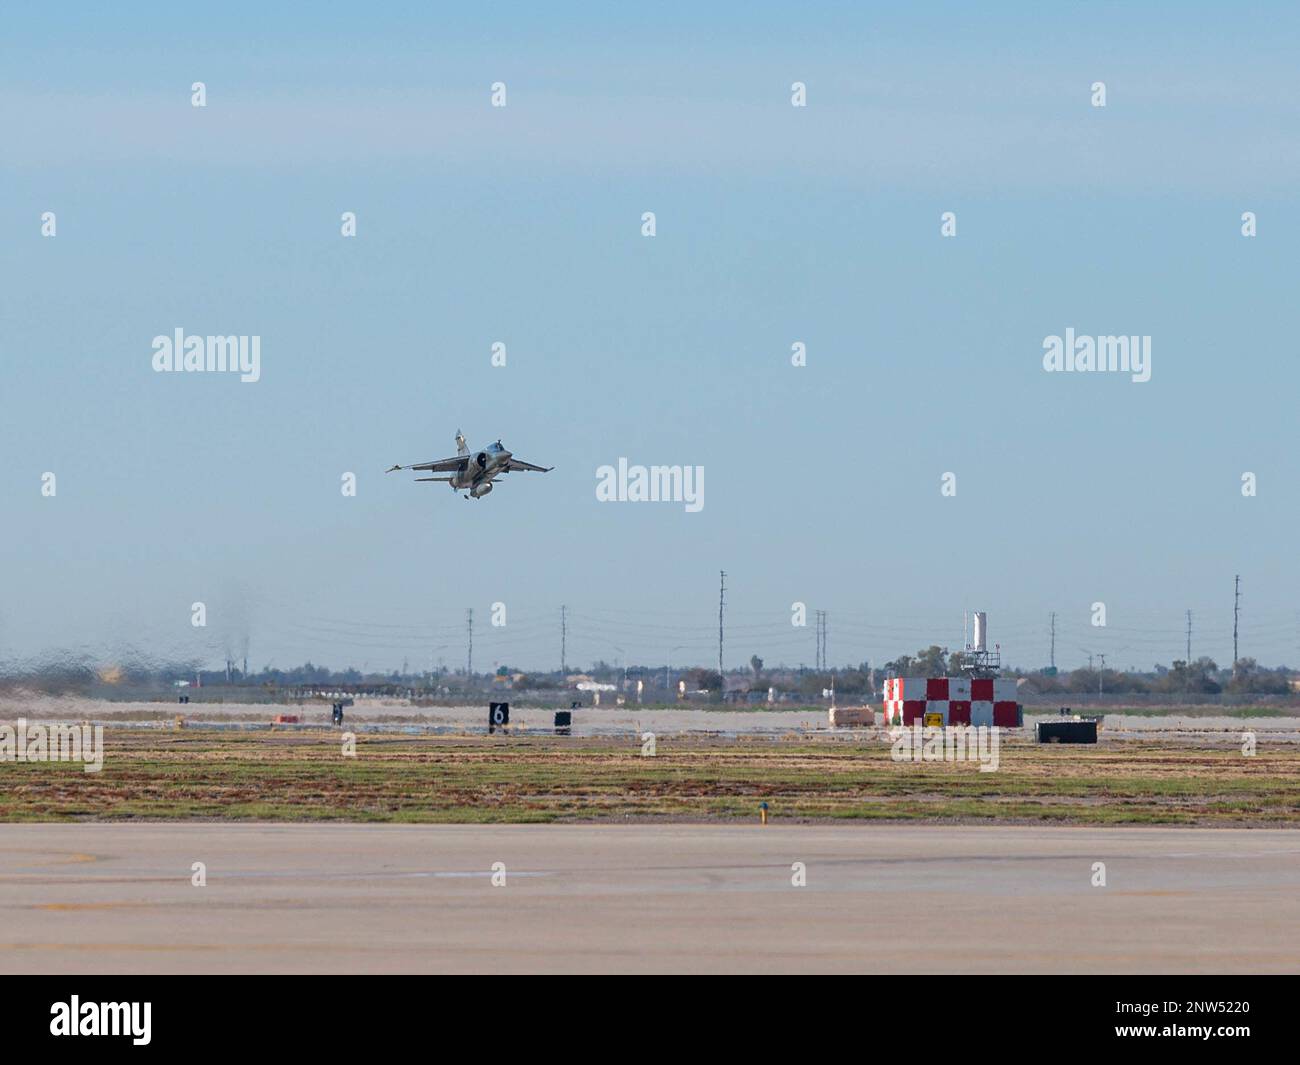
560,605,567,676
1049,612,1056,670
466,608,474,678
1097,653,1106,695
1185,609,1192,663
718,571,726,680
1232,575,1241,678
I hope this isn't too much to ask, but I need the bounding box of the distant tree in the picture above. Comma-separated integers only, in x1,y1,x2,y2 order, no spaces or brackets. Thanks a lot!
1225,657,1289,694
750,655,764,679
796,672,827,696
684,667,723,691
833,668,872,695
919,645,948,675
1160,657,1221,694
884,654,915,676
884,646,949,676
1017,671,1059,695
1066,667,1096,693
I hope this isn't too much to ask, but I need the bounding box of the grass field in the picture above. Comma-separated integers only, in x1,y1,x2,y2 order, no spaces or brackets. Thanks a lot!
1,727,1298,826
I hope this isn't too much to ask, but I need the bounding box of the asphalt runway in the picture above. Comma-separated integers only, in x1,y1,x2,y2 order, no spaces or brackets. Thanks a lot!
1,824,1297,973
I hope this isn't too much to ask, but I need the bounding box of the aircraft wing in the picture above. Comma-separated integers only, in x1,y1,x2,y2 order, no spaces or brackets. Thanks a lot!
504,457,553,473
386,455,466,474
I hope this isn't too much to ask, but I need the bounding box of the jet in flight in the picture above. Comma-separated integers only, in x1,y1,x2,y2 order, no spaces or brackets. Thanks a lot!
386,430,553,499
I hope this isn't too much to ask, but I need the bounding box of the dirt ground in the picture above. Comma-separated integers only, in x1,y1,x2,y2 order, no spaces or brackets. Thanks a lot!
0,727,1296,826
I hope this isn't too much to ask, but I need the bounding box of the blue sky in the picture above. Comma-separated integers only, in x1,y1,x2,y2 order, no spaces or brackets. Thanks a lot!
2,3,1298,674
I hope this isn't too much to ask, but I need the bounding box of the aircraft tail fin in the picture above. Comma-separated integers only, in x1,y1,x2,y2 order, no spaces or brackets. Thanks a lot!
455,429,468,455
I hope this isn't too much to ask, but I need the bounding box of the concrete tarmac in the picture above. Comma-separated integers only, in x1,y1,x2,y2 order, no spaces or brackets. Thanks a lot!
1,823,1297,973
9,694,1300,741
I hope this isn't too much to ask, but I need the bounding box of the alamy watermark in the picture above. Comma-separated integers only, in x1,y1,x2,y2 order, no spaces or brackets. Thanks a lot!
1042,328,1150,383
596,459,704,512
0,719,103,773
152,328,261,383
50,996,150,1045
890,724,1000,773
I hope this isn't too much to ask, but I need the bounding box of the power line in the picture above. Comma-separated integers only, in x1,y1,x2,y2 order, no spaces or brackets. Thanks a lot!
718,570,726,677
1233,575,1241,678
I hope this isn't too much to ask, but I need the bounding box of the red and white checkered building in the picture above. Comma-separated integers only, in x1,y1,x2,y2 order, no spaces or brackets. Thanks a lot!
882,677,1021,727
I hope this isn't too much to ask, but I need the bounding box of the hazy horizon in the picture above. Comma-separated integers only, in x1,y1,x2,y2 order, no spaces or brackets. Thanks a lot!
4,3,1298,674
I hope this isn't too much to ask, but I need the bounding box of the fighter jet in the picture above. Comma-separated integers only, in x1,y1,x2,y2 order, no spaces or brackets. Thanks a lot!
385,429,553,499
